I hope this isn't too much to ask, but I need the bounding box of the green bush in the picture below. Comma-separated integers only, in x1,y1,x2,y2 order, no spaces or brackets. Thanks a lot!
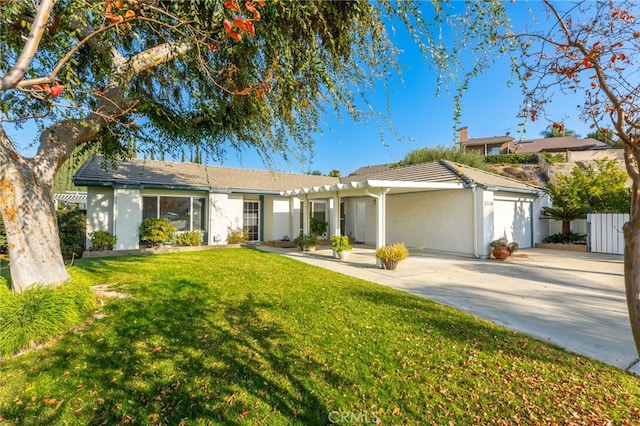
0,216,7,254
543,232,587,244
0,280,95,358
542,152,566,163
90,230,117,251
398,145,489,170
139,217,176,247
375,242,409,261
227,227,248,244
57,209,86,258
174,231,202,246
310,218,328,236
484,153,538,164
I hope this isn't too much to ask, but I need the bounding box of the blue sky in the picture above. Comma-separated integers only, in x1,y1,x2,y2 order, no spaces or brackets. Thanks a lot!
215,1,591,176
5,1,592,177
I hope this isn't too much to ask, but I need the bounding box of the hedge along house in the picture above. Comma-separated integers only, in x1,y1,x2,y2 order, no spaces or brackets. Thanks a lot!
283,160,550,258
73,157,339,250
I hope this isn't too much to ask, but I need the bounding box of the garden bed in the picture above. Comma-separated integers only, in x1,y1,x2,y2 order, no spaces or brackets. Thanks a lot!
535,242,587,252
82,243,242,258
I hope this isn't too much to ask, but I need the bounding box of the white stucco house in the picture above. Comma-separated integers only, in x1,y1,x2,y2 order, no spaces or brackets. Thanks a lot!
74,157,550,258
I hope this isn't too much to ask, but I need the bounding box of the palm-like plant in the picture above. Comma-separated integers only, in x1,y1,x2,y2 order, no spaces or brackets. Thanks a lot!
540,122,579,138
541,206,589,237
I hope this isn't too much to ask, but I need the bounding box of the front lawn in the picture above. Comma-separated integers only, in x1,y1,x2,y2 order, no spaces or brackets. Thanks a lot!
1,249,639,424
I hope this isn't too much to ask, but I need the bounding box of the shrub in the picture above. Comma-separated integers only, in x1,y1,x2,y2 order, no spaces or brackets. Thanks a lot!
484,153,538,164
57,209,86,258
0,280,95,358
139,217,176,247
174,231,202,246
227,227,248,244
398,145,489,170
544,232,587,244
293,233,319,250
330,235,352,252
542,152,566,163
310,218,328,236
375,242,409,261
90,231,117,251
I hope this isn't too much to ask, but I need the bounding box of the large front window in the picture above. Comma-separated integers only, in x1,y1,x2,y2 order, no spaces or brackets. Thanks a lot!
143,196,206,232
243,201,260,241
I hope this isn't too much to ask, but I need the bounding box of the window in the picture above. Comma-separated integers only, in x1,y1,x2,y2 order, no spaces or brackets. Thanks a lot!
488,146,501,155
142,196,206,232
243,201,259,241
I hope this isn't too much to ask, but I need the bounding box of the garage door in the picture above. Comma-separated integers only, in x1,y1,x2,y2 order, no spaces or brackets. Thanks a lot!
493,199,533,248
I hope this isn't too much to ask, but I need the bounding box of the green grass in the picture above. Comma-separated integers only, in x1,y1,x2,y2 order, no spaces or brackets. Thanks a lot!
1,249,639,424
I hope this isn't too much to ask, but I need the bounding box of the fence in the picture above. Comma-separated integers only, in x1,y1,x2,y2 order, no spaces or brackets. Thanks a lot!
547,214,628,255
587,213,628,255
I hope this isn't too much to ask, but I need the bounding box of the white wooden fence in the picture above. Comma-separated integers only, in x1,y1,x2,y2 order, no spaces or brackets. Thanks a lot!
587,213,628,255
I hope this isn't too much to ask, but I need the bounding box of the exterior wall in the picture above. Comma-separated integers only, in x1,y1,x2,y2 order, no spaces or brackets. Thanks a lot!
85,187,114,249
567,149,624,162
113,188,141,250
266,196,292,241
386,189,475,256
209,193,241,244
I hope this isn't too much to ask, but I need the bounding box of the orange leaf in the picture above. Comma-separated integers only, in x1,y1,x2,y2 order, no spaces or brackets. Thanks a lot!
106,13,124,23
32,84,43,91
224,1,241,12
245,2,261,20
235,87,251,95
583,60,592,68
246,20,255,37
255,89,264,100
228,31,242,41
619,53,627,60
233,17,247,30
261,82,271,93
256,1,265,6
114,0,123,10
50,84,64,98
224,20,232,33
124,10,135,19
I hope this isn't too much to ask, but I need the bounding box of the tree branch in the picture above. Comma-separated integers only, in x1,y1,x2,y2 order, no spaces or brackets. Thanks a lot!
0,0,55,90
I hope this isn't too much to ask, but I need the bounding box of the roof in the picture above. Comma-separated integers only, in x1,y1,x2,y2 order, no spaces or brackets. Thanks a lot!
515,136,608,153
461,135,515,147
342,160,543,192
54,192,87,204
73,157,339,193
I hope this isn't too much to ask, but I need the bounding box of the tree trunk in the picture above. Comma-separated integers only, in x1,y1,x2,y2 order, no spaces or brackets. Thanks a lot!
0,161,70,293
562,219,570,237
623,213,640,358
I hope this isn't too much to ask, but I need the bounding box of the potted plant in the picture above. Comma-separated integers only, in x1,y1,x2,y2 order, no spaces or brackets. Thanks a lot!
330,235,352,260
375,242,409,270
489,236,519,260
293,233,319,252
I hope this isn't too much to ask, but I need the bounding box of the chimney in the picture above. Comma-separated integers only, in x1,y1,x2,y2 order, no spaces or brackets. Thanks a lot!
458,126,468,143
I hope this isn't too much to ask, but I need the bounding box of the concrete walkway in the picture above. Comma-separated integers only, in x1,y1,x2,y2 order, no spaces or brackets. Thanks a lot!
258,245,640,375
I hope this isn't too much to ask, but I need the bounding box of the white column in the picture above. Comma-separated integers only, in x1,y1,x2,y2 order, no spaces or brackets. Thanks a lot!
369,188,389,249
332,192,340,237
302,196,310,235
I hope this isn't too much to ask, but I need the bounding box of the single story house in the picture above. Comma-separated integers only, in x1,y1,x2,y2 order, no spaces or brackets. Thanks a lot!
73,157,339,250
75,157,549,259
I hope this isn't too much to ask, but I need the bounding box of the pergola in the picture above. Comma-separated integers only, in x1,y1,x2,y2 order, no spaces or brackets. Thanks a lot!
281,180,465,249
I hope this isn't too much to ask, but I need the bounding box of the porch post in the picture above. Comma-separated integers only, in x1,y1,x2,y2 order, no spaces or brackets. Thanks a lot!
302,196,310,235
332,192,340,237
375,188,389,249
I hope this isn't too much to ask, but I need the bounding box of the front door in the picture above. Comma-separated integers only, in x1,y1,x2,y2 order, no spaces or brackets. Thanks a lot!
355,202,366,243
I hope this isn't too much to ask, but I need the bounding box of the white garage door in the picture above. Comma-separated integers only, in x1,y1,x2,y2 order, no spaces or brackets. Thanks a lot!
493,199,533,248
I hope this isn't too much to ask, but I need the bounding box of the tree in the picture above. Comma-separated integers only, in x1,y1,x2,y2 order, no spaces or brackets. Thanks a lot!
586,128,616,146
431,0,640,357
541,206,589,238
539,122,579,138
547,159,631,214
0,0,430,292
328,169,342,178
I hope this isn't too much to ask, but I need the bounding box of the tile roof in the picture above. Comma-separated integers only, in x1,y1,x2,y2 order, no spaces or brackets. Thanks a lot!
73,157,339,193
461,135,515,147
515,136,608,153
341,160,543,192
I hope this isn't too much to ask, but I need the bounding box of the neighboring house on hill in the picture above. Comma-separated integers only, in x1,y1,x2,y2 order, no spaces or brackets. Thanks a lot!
459,126,609,156
458,126,516,155
76,157,549,258
73,157,338,250
514,136,608,153
283,160,549,258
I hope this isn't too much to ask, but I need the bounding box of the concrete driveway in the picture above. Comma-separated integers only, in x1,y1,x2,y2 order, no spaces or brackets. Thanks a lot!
259,245,640,375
